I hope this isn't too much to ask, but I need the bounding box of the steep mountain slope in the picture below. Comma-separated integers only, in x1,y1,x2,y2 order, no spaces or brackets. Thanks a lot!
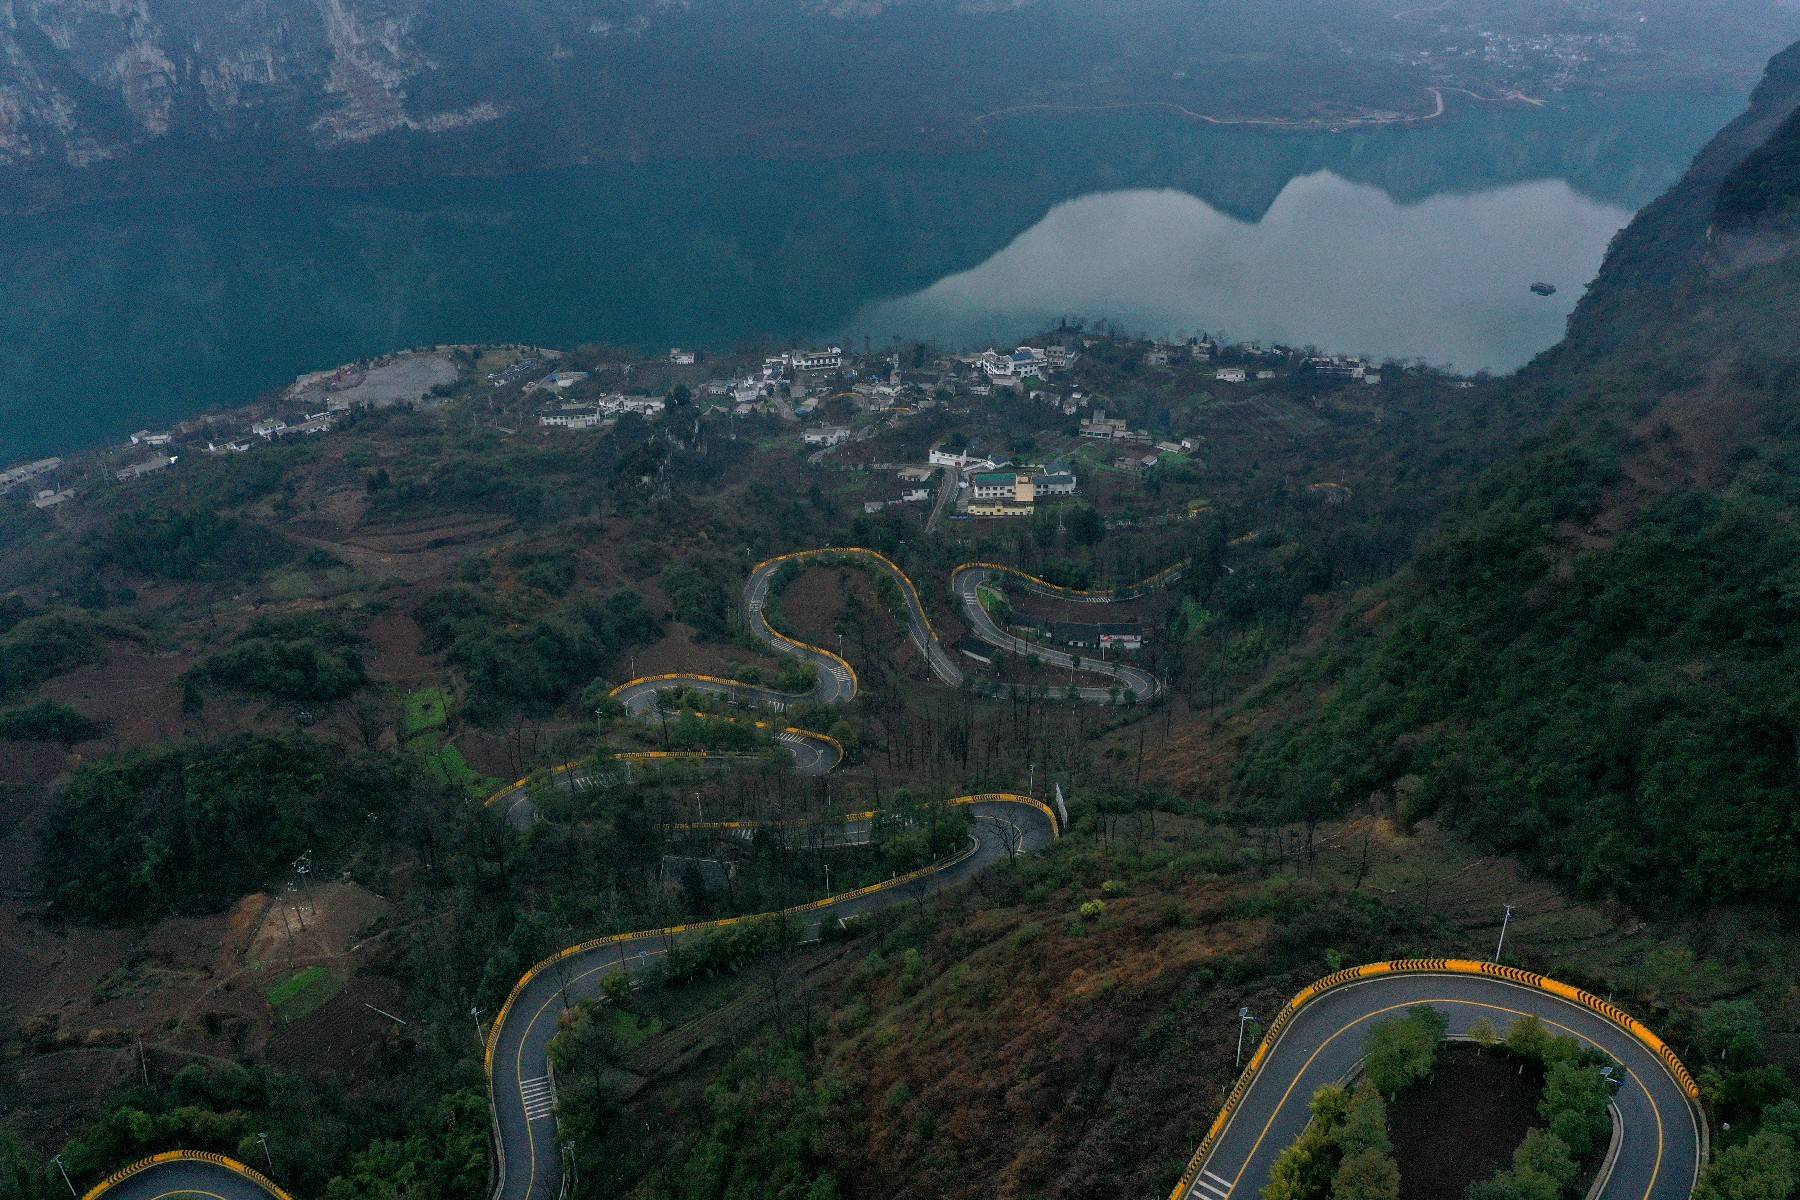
1236,38,1800,912
3,0,1797,214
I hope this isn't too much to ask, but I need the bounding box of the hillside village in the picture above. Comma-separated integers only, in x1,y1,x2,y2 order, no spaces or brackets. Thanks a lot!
0,325,1416,537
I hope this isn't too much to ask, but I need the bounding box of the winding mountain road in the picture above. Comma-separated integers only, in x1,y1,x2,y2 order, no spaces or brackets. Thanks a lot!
82,551,1710,1200
84,796,1060,1200
609,548,1166,770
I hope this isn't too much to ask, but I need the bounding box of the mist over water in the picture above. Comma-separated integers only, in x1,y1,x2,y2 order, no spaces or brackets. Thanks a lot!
846,173,1631,373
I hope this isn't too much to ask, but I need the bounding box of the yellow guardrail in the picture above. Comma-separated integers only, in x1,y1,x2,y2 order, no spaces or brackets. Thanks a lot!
952,559,1186,600
759,546,939,670
483,727,845,811
80,1151,293,1200
1166,958,1701,1200
482,792,1055,1073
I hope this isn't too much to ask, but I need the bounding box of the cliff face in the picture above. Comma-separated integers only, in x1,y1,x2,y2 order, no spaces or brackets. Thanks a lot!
0,0,501,170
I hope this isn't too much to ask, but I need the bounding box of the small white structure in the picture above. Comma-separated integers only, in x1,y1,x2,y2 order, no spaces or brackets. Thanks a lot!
117,456,177,481
803,427,850,447
1215,367,1248,384
541,411,608,429
669,348,696,365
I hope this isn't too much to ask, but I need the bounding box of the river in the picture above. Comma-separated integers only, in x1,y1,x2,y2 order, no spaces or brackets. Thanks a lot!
0,92,1746,460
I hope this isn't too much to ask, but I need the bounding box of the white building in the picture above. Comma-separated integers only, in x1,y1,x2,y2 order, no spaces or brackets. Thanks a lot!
1034,471,1077,496
669,348,696,365
804,427,850,447
792,347,843,372
929,445,997,470
1215,367,1248,384
0,457,61,495
978,347,1047,380
117,456,177,481
130,430,173,446
541,412,608,429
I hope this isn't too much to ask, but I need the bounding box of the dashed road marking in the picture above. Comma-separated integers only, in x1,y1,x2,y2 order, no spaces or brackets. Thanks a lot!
520,1075,557,1121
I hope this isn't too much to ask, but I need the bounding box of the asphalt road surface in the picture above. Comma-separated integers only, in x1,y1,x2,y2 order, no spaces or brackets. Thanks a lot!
481,796,1056,1200
951,566,1159,701
1182,973,1702,1200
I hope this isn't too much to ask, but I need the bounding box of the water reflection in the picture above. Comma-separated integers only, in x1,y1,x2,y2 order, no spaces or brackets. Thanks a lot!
846,172,1631,373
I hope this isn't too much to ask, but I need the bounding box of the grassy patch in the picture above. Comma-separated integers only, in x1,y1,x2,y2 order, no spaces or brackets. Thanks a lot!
404,687,450,736
267,966,339,1022
610,1006,667,1052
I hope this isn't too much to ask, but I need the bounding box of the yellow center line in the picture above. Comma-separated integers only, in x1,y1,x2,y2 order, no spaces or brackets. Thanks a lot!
1220,997,1667,1200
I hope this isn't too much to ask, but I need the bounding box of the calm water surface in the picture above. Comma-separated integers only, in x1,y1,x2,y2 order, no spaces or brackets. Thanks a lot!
0,93,1745,459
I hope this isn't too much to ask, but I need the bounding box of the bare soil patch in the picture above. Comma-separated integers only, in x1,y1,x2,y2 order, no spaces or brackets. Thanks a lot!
1391,1042,1543,1200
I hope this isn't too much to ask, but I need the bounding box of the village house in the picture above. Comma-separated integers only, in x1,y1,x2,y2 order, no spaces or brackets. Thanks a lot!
1100,622,1145,651
0,457,61,496
1079,412,1129,440
1034,471,1077,497
791,347,843,372
971,472,1036,503
116,456,176,481
930,444,1004,471
967,499,1034,519
977,347,1047,380
669,348,696,365
130,429,173,447
1215,367,1248,384
540,411,608,429
803,427,850,447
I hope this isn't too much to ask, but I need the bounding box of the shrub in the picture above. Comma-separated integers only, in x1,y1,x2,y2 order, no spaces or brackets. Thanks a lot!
39,734,409,922
0,699,102,743
1361,1006,1447,1096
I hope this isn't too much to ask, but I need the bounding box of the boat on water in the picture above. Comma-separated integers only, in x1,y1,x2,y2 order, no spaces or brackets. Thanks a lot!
1530,281,1557,296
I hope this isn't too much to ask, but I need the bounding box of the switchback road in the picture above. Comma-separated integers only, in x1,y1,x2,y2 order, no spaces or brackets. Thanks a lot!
86,795,1060,1200
609,547,1170,769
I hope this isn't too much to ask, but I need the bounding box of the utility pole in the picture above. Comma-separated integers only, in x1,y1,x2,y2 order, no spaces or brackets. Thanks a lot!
1236,1007,1257,1069
52,1155,76,1198
1493,903,1515,963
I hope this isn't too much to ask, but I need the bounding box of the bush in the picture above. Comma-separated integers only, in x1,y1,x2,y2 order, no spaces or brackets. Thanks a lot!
1361,1006,1447,1096
191,616,366,703
97,505,291,581
0,612,104,698
416,587,661,721
39,734,409,922
0,699,102,742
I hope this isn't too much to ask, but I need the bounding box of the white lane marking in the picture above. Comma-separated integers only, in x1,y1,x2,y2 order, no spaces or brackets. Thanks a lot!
1190,1172,1229,1200
1202,1169,1232,1192
520,1075,557,1121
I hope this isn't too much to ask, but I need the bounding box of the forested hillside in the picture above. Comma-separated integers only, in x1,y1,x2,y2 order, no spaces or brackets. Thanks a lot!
1238,40,1800,911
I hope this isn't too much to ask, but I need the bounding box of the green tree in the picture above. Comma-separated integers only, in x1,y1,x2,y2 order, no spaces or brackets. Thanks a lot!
1693,1131,1798,1200
1540,1061,1612,1158
1361,1007,1447,1097
1331,1149,1399,1200
1701,999,1766,1070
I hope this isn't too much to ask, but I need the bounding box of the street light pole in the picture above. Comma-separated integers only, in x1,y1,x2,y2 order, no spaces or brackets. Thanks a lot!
258,1132,274,1171
1493,903,1515,963
471,1006,483,1046
1236,1007,1257,1069
52,1155,76,1198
